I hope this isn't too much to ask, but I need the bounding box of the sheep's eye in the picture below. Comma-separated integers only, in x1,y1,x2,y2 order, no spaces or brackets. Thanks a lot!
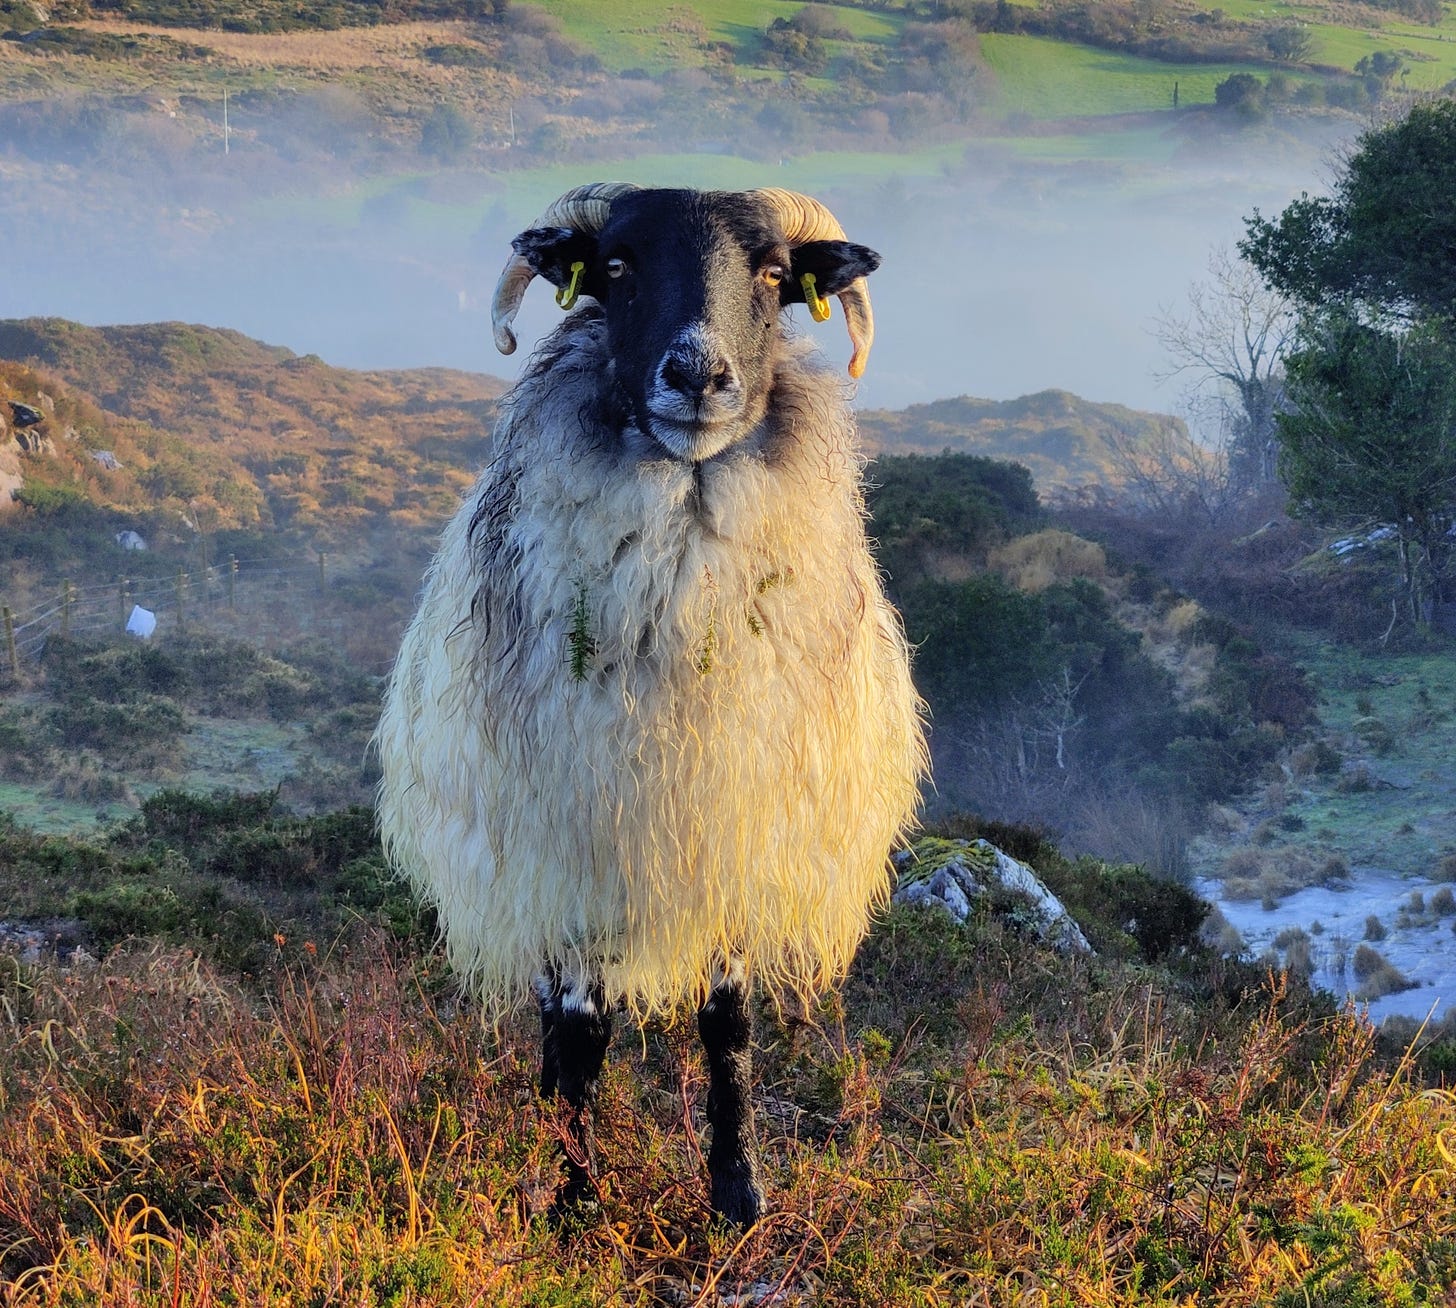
606,257,629,279
761,264,785,287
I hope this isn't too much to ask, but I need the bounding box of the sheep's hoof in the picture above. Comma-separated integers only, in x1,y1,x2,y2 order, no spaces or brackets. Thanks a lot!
710,1171,765,1229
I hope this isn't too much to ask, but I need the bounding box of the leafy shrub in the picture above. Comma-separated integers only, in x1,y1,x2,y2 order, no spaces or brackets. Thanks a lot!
762,21,829,74
1363,915,1387,942
422,41,489,67
1290,739,1342,777
1353,715,1396,755
1214,72,1265,118
137,787,281,844
11,481,88,515
1352,943,1389,979
868,452,1042,583
896,574,1050,713
47,692,188,761
420,104,475,161
42,636,190,702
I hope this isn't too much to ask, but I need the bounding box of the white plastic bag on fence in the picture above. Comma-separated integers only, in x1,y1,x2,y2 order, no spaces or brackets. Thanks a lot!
125,605,157,639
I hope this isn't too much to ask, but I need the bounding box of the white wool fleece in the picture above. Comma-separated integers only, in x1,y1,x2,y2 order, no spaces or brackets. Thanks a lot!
375,314,929,1017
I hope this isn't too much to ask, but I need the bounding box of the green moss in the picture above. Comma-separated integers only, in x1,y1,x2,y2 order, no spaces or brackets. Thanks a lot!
895,836,996,888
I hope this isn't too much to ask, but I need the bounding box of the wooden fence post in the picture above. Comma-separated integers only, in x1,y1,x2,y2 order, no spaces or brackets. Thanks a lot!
61,580,74,638
177,569,187,631
318,551,327,593
228,554,238,609
2,606,17,678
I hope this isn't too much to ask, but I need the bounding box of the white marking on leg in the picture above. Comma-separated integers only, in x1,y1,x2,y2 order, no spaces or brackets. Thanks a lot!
562,977,598,1015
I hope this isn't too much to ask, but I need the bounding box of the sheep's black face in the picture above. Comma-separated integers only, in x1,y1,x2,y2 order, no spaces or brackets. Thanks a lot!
513,189,879,463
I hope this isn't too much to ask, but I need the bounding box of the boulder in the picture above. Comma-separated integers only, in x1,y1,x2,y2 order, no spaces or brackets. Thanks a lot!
892,837,1093,956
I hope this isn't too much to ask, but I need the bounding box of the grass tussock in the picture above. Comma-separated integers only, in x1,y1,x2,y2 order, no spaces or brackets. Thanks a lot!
0,931,1452,1304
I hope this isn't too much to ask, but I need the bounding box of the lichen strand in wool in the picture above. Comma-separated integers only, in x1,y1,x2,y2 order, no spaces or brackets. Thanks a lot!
376,314,928,1017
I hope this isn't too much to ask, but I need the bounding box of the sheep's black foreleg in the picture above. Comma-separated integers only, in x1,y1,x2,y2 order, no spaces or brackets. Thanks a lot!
697,965,764,1227
537,971,612,1214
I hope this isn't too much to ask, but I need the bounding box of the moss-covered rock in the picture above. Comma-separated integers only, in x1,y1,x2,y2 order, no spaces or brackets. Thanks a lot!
892,836,1092,955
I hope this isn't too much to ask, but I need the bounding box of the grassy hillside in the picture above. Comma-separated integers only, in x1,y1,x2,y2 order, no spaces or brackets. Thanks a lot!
0,0,1445,189
858,389,1190,493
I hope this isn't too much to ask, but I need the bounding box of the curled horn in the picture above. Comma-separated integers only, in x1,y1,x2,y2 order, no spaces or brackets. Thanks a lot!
491,182,639,355
749,187,875,379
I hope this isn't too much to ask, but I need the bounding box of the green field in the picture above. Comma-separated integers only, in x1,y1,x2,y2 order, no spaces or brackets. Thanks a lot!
267,142,972,237
1211,0,1456,86
980,33,1291,119
539,0,902,73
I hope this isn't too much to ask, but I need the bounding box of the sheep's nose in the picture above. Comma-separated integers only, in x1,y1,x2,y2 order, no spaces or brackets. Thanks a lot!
661,351,737,399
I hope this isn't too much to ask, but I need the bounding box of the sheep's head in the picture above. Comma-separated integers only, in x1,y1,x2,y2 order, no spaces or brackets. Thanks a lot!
492,185,880,463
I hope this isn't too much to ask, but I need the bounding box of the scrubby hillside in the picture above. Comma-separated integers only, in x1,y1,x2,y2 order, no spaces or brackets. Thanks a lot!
0,317,504,535
0,316,1307,879
859,389,1193,495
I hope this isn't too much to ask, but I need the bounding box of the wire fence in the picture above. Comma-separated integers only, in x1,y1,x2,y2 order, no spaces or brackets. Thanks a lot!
1,551,348,679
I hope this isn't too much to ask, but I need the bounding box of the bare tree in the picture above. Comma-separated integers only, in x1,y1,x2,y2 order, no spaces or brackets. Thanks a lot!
1152,245,1295,492
1096,415,1235,526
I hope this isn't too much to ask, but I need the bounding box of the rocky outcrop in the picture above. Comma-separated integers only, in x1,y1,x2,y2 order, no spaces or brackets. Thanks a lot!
892,837,1093,955
12,429,56,457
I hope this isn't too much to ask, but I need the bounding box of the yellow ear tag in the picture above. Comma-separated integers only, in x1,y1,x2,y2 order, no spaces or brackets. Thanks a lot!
556,261,585,311
800,272,832,324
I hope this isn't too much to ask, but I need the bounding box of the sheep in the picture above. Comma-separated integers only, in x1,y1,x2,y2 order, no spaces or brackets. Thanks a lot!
375,183,928,1226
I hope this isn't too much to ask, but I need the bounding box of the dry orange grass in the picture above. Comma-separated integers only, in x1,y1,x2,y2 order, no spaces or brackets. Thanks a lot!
1,935,1452,1305
989,529,1111,595
71,17,507,72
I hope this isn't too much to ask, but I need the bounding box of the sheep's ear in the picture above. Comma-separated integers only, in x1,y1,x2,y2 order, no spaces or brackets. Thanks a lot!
784,240,880,301
511,227,600,291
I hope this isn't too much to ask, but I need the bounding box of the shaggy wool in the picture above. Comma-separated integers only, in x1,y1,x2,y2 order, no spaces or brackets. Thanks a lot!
376,311,928,1016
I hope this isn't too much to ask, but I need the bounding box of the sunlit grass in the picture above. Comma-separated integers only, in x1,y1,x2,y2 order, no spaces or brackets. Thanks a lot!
1,933,1451,1304
980,33,1290,119
1212,0,1456,86
538,0,902,73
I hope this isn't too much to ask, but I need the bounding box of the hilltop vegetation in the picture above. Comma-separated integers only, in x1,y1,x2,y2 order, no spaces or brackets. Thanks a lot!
859,390,1191,493
0,318,502,543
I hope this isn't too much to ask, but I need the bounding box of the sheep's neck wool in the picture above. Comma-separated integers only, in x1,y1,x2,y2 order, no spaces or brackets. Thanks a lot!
376,315,929,1016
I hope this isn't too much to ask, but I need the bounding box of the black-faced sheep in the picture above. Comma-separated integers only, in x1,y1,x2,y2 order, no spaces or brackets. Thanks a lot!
375,184,928,1226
